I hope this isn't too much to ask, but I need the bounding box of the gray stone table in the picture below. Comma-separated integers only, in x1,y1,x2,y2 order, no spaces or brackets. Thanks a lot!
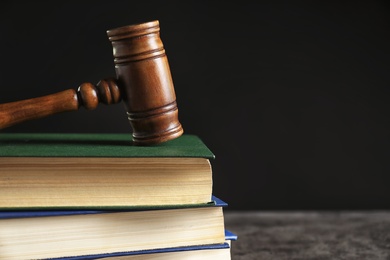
224,211,390,260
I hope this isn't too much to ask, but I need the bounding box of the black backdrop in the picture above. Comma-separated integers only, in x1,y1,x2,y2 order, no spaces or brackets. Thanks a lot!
1,1,389,210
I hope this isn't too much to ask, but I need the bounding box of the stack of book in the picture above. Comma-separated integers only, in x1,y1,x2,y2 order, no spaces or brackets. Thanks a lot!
0,133,237,259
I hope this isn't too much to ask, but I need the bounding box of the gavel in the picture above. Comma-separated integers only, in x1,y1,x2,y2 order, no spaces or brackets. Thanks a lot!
0,20,183,145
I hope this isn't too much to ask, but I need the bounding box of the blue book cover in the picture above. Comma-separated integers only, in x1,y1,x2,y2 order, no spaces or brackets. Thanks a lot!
0,196,231,259
48,230,237,260
0,196,234,259
0,196,227,219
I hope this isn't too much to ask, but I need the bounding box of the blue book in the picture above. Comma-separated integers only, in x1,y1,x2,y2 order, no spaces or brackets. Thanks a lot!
49,230,237,260
0,196,228,260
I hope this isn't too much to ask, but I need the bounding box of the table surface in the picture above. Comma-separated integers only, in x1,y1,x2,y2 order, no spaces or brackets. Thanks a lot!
224,211,390,260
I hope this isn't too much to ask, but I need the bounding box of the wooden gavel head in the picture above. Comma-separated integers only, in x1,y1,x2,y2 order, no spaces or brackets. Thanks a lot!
107,20,183,145
0,20,183,145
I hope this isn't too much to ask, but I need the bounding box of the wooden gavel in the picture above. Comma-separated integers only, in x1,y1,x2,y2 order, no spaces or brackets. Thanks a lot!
0,20,183,145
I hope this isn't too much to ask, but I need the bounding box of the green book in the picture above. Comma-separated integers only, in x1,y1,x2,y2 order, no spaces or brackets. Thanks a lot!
0,133,215,210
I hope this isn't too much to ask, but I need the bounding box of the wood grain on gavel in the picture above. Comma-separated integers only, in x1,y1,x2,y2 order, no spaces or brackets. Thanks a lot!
0,20,183,145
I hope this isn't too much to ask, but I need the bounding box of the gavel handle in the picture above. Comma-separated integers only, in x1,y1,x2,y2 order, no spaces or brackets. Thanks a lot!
0,78,120,129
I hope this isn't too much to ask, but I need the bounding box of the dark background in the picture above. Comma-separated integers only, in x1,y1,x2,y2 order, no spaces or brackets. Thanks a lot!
1,1,389,210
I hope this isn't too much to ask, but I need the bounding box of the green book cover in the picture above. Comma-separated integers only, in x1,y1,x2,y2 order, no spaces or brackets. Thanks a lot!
0,133,215,159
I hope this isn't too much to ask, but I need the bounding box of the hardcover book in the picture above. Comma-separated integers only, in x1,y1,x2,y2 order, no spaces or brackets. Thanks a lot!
0,133,215,209
0,196,227,260
43,230,237,260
